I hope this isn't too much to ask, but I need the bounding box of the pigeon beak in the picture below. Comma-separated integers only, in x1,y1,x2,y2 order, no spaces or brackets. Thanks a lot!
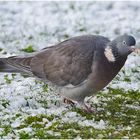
131,46,139,53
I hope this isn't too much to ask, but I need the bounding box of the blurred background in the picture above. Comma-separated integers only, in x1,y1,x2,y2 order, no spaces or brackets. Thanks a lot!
0,1,140,54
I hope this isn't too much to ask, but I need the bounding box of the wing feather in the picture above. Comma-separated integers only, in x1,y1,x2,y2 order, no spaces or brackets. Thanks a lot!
31,35,109,86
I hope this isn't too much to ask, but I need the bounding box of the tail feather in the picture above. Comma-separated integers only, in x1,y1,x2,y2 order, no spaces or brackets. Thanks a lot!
0,60,21,73
0,56,33,74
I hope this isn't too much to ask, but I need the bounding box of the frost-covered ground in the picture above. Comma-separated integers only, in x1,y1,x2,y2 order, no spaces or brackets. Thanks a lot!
0,1,140,139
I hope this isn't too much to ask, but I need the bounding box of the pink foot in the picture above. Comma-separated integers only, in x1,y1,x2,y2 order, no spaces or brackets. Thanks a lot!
63,98,76,106
83,103,96,113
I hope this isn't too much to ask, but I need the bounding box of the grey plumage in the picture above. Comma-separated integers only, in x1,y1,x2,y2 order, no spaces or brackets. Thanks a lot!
31,35,110,86
0,34,137,110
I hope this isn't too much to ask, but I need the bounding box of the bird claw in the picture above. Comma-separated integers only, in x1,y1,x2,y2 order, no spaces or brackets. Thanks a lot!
62,97,95,113
83,103,96,113
63,98,76,106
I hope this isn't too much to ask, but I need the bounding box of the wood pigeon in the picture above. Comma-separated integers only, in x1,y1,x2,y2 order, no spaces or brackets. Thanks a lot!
0,34,138,112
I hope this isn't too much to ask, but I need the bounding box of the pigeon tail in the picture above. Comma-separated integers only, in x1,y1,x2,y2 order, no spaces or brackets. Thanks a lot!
0,60,21,73
0,56,33,74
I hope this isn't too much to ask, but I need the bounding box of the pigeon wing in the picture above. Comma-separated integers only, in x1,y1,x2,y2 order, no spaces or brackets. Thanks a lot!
30,35,110,86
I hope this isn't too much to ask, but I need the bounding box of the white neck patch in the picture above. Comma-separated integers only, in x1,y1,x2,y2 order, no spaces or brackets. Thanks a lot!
104,46,116,62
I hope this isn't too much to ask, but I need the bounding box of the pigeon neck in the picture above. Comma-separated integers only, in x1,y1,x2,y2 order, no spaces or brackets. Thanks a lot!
105,43,121,62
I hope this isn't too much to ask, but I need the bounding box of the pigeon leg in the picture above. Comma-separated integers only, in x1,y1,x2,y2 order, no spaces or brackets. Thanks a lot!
62,97,95,113
63,97,76,106
78,100,95,113
83,103,95,113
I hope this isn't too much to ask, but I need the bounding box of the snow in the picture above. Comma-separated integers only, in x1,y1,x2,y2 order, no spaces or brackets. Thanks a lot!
11,120,21,128
0,128,4,133
0,1,140,138
45,121,54,128
79,119,106,129
63,111,107,129
20,127,32,132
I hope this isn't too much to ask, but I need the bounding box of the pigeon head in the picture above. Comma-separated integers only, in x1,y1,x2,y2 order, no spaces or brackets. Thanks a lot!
113,35,136,55
105,35,137,62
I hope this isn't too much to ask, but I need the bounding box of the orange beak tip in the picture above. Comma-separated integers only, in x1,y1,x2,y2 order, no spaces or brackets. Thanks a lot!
132,48,139,53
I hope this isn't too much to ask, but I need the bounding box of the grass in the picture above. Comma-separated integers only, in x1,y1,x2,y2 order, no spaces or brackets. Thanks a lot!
0,72,140,139
4,74,16,84
0,87,140,139
21,45,36,53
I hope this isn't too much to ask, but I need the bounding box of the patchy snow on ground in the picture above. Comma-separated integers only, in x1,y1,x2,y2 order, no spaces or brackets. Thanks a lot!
0,1,140,139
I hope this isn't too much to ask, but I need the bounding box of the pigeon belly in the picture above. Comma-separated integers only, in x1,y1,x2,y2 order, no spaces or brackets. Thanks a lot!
60,58,126,102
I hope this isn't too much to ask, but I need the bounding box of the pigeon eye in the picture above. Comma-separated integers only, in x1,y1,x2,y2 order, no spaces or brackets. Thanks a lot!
123,41,126,45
